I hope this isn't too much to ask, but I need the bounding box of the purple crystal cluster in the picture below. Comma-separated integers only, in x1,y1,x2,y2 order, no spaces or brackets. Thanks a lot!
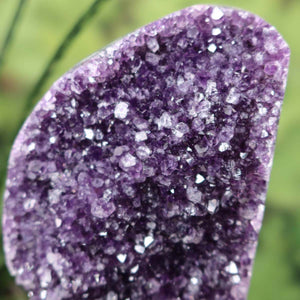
3,5,289,300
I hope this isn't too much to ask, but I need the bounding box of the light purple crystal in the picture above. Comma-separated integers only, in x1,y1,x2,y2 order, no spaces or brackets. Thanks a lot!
2,5,289,300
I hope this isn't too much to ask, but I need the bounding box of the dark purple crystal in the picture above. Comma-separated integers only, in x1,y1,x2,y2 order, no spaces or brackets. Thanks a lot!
2,5,289,300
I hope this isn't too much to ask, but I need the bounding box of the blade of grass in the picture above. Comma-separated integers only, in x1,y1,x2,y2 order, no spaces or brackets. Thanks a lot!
17,0,107,137
0,0,27,73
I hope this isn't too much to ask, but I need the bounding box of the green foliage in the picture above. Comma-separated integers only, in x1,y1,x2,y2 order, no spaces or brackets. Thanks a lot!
0,0,27,70
0,0,299,299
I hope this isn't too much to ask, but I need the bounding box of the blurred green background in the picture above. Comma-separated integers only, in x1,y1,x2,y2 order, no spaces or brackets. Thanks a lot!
0,0,299,299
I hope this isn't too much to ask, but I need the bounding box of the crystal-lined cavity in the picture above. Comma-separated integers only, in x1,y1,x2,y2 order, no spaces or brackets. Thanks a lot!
2,5,289,300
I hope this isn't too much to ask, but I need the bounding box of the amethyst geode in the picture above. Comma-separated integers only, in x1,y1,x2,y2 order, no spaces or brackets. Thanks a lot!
3,5,289,300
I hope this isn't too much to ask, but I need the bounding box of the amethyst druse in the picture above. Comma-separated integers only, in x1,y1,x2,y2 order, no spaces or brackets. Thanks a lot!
3,5,289,300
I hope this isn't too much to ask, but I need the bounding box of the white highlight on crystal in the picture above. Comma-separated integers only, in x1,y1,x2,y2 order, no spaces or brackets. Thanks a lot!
80,110,91,118
103,189,112,201
219,142,229,152
240,152,247,159
264,40,277,55
88,76,96,83
195,174,205,184
259,106,267,115
177,75,185,86
134,244,145,254
92,202,115,219
40,268,52,288
44,91,51,101
130,265,139,274
207,199,218,214
135,131,147,142
24,198,36,210
261,129,269,138
144,236,154,248
207,43,217,53
40,290,47,299
136,145,152,160
156,112,172,129
99,231,107,237
206,80,217,96
120,153,137,168
114,102,129,119
186,186,202,203
55,218,62,228
225,261,238,274
71,98,77,108
190,277,199,285
48,189,61,204
232,274,241,284
251,204,265,233
147,37,159,53
174,129,184,138
84,128,94,140
106,291,118,300
117,253,127,263
212,28,222,36
226,87,239,104
211,7,224,20
49,136,56,144
28,142,36,152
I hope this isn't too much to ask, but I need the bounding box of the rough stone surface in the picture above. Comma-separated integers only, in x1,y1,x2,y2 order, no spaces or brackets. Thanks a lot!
2,5,289,300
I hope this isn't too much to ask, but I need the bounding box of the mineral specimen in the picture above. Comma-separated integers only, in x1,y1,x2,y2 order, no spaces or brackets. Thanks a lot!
2,5,290,300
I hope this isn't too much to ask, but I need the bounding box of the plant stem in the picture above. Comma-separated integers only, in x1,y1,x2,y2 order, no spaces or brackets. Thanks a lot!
17,0,107,137
0,0,27,73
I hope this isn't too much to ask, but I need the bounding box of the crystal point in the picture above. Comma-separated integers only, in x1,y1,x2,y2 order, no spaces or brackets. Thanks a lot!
3,5,289,300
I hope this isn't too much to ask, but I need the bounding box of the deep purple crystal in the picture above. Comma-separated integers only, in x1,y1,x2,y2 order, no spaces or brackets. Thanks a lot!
3,5,289,300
